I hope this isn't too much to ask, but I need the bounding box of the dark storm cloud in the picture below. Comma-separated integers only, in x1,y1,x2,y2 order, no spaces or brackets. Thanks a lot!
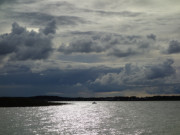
0,0,15,5
42,20,56,35
12,12,86,26
0,68,105,85
108,48,137,57
70,31,142,45
0,21,56,60
59,31,155,57
80,8,142,17
59,39,104,54
95,10,142,17
0,66,123,96
138,41,150,49
58,32,114,54
166,40,180,54
82,58,179,96
92,59,176,87
147,34,156,41
0,59,178,96
146,59,175,79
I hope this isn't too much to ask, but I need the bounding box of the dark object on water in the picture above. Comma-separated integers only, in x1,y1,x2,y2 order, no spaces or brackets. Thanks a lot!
92,101,97,104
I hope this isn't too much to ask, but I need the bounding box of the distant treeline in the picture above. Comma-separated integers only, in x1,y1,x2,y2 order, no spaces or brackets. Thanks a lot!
0,96,180,107
33,95,180,101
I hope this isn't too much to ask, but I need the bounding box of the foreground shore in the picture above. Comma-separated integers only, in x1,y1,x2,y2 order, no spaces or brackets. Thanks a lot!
0,97,69,107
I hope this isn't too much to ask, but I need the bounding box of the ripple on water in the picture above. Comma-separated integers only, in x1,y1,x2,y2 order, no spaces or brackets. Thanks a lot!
0,101,180,135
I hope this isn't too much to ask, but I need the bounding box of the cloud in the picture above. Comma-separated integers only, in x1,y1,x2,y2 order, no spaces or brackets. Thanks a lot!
146,59,175,79
1,0,180,97
96,10,142,17
108,48,137,57
166,40,180,54
70,31,142,45
0,59,179,97
13,12,87,26
92,63,143,86
0,66,120,96
0,0,15,5
0,21,56,60
147,34,156,41
59,38,104,54
91,59,176,86
59,31,156,57
42,20,56,35
81,8,142,17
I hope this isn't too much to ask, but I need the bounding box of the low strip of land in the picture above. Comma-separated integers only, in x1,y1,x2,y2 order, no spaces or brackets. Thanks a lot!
32,95,180,101
0,97,69,107
0,96,180,107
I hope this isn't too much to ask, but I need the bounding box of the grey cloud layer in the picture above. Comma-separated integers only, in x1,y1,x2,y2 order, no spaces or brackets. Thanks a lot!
146,59,175,79
0,0,180,96
59,39,104,54
12,12,87,26
92,59,176,86
166,40,180,54
59,32,156,57
1,60,179,96
108,48,137,57
0,0,15,5
0,21,56,60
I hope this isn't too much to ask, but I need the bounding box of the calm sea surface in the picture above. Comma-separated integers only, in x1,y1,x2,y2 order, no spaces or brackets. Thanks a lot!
0,101,180,135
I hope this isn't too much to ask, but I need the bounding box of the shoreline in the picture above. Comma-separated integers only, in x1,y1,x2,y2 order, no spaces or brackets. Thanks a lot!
0,95,180,107
0,98,69,107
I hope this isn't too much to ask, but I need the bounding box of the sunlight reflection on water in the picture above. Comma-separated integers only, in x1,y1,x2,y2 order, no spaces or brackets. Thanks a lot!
0,101,180,135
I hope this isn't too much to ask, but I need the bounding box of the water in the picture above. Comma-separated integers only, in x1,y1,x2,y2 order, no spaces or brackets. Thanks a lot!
0,101,180,135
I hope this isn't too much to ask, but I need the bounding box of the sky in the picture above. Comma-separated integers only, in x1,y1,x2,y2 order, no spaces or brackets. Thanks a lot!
0,0,180,97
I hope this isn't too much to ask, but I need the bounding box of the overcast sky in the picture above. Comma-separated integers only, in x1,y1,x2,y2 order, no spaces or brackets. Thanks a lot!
0,0,180,97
